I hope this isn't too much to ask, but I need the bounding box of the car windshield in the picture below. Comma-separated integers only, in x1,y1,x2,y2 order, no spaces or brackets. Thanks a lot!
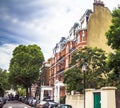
49,102,56,104
62,106,72,108
40,101,47,105
36,100,40,104
57,105,72,108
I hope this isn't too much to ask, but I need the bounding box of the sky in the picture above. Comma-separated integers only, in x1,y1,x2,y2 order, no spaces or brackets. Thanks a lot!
0,0,120,70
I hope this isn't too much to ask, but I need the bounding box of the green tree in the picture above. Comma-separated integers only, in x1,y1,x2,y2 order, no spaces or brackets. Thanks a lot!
17,87,26,96
9,44,44,97
64,47,108,93
106,7,120,49
0,68,10,96
106,7,120,89
107,50,120,89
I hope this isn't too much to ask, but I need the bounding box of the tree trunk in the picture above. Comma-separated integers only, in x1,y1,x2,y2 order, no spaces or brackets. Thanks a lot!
26,87,29,97
29,86,31,97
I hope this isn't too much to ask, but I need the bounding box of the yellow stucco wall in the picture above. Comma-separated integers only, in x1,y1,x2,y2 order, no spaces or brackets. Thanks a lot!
87,5,113,54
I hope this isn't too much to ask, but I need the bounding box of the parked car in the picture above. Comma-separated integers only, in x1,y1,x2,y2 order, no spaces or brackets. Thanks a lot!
48,101,58,108
36,100,47,108
0,100,3,108
30,98,37,107
0,97,5,108
35,100,58,108
55,104,72,108
27,97,34,106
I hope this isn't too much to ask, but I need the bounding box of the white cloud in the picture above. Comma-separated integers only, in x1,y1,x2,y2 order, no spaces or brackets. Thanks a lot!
104,0,120,10
0,44,18,70
11,18,19,24
0,0,120,70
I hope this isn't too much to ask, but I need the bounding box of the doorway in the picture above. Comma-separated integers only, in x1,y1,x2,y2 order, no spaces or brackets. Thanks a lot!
94,92,101,108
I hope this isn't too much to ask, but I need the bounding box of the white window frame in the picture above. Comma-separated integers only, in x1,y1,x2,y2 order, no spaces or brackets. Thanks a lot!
82,30,85,42
77,34,80,44
66,58,68,68
70,41,72,49
66,45,68,53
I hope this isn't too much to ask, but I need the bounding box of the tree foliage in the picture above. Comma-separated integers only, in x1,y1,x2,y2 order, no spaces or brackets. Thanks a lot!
64,68,83,93
9,44,44,96
0,68,10,96
106,7,120,49
64,47,108,93
107,50,120,89
105,7,120,89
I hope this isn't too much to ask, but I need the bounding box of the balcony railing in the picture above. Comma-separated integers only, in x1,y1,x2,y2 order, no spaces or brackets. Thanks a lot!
52,63,55,66
70,47,75,53
56,68,65,74
57,56,64,62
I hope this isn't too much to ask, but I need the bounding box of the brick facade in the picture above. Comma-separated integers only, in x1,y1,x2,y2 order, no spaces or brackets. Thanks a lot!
46,0,112,102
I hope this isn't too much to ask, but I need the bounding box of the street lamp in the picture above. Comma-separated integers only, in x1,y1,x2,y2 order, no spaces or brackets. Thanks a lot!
82,62,87,108
38,69,42,100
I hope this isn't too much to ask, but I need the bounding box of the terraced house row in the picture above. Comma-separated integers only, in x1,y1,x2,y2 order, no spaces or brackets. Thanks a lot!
34,0,113,103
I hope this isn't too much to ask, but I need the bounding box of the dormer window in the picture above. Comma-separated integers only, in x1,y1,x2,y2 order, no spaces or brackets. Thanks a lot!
80,9,92,29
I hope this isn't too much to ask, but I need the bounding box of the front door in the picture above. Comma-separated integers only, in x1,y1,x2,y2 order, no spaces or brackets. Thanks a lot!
94,92,101,108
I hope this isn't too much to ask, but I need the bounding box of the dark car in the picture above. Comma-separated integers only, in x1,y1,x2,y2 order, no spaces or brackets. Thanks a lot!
56,104,72,108
0,101,3,108
36,100,58,108
31,98,37,107
0,97,4,108
47,101,58,108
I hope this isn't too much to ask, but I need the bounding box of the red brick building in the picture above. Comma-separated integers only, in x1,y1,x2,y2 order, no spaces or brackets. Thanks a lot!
48,9,92,102
45,0,112,103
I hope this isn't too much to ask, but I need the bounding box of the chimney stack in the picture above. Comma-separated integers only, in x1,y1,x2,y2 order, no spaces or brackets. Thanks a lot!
94,0,104,7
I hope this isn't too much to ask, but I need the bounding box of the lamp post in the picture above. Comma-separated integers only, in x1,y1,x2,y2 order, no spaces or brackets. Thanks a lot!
39,70,42,100
82,63,87,108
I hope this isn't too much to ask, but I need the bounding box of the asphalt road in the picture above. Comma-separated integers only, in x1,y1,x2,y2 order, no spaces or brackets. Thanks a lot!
3,100,34,108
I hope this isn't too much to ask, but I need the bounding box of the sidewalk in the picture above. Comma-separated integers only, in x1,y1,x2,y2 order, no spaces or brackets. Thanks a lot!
3,100,34,108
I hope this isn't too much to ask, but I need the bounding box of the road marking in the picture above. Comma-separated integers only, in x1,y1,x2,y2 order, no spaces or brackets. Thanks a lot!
8,106,28,108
